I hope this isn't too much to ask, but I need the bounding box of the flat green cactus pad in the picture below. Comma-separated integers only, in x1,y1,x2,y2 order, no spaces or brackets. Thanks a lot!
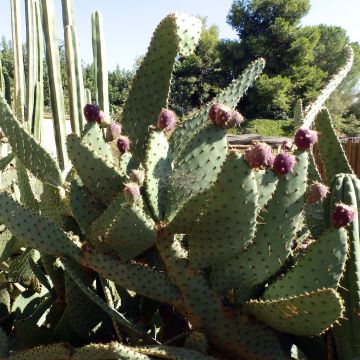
135,345,217,359
166,124,227,224
70,179,106,235
0,192,81,259
90,194,156,262
67,134,126,204
122,12,202,162
144,131,172,220
263,227,348,299
79,249,180,306
170,58,265,159
244,289,344,336
315,108,352,180
255,168,278,209
188,153,258,269
8,343,72,360
211,150,308,300
0,95,63,187
81,122,112,162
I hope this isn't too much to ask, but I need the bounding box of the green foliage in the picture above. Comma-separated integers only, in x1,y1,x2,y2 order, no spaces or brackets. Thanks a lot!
243,118,294,136
223,0,355,119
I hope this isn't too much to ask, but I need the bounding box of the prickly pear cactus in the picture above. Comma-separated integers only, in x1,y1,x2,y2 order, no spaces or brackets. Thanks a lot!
0,1,357,359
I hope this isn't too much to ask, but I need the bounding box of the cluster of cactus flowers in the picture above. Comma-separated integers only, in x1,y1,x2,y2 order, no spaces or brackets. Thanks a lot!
0,1,358,359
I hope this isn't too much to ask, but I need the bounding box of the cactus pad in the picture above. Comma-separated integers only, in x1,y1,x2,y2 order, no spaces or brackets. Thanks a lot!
188,153,258,268
144,131,172,220
67,134,126,204
122,12,202,161
0,95,62,186
245,289,344,336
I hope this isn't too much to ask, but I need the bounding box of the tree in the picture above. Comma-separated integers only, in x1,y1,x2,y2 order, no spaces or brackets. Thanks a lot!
223,0,354,119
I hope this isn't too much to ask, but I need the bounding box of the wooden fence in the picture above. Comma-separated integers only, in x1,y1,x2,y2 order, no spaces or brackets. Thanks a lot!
227,134,360,179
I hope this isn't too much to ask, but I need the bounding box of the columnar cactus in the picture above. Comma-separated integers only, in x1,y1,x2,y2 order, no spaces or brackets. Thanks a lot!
0,1,357,359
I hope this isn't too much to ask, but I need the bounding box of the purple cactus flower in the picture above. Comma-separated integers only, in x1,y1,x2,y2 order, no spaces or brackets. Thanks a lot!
273,153,296,175
116,136,130,153
123,182,141,205
306,182,329,204
83,104,101,122
294,128,318,150
244,143,275,169
130,169,145,186
106,122,122,142
332,203,356,228
157,109,176,132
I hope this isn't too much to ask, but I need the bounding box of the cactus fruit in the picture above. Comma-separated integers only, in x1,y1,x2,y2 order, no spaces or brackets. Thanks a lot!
123,182,141,205
116,135,130,153
106,122,122,142
244,143,274,169
130,169,145,186
157,108,176,132
307,182,329,204
272,153,296,175
332,203,356,228
83,103,101,122
294,128,318,150
208,103,222,123
208,104,241,129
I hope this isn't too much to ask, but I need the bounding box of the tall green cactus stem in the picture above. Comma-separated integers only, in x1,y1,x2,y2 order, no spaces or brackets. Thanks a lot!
314,108,352,180
325,174,360,360
42,0,68,170
32,0,44,141
84,88,92,104
63,0,85,133
61,0,76,29
10,0,25,122
25,0,37,129
121,13,202,162
0,60,4,97
91,11,109,115
302,46,354,129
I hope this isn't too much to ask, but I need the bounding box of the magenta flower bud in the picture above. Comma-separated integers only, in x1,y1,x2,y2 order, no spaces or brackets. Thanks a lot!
116,136,130,153
294,128,318,150
273,153,296,175
123,182,141,205
332,203,356,228
106,122,122,142
83,104,101,122
157,109,176,132
306,182,329,204
244,143,274,169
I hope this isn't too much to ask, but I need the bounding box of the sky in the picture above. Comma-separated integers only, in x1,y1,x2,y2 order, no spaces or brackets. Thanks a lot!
1,0,360,71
